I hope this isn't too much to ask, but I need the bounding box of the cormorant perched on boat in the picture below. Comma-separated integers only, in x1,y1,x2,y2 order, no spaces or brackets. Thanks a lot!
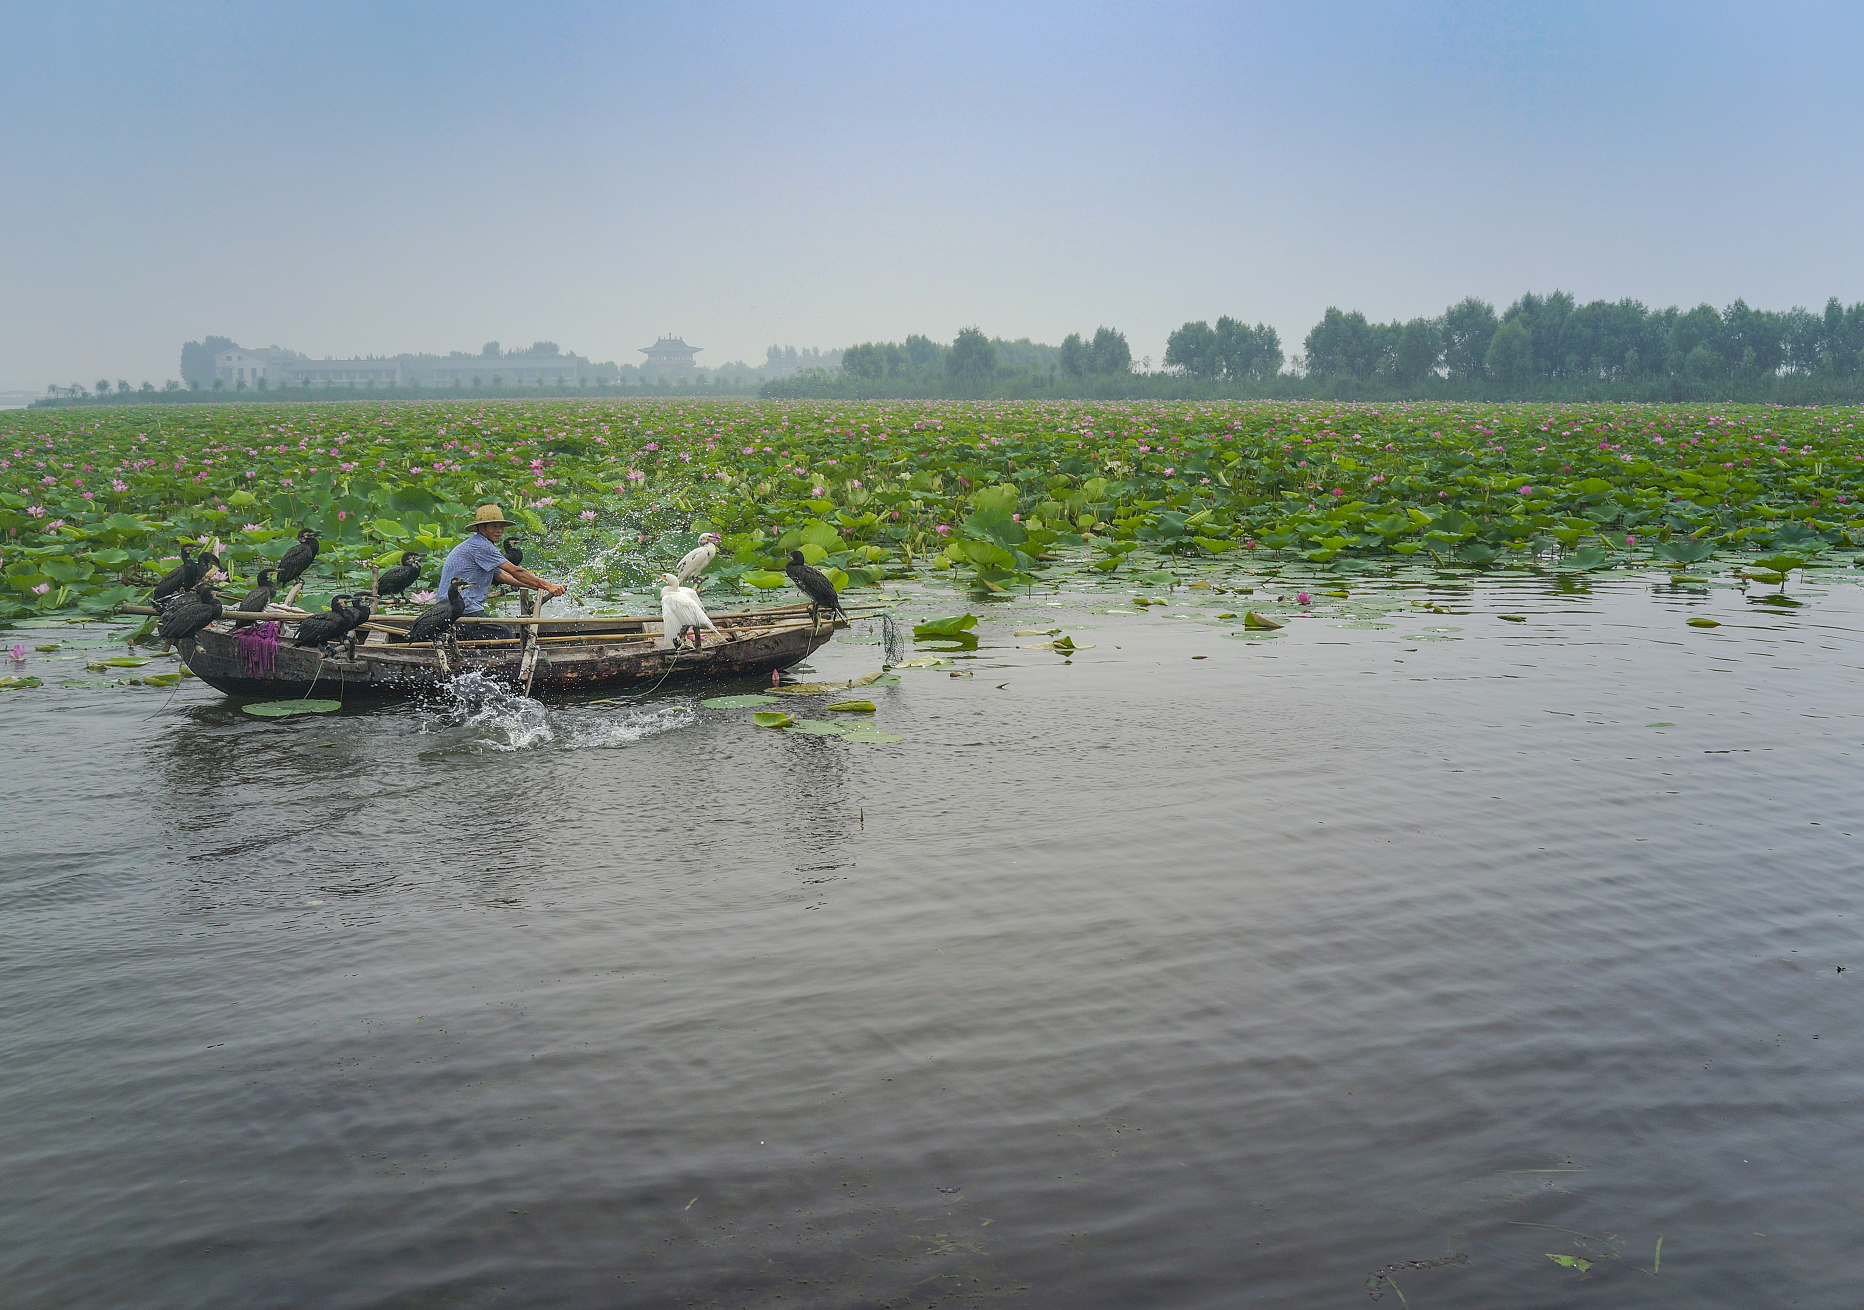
339,593,375,643
377,551,424,598
674,533,721,588
156,580,223,644
785,550,845,619
274,528,321,588
408,577,466,644
151,543,214,605
232,569,276,629
501,536,524,568
658,573,718,649
291,594,355,649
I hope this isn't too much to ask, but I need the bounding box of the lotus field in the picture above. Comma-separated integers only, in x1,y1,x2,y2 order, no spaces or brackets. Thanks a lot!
1,397,1862,621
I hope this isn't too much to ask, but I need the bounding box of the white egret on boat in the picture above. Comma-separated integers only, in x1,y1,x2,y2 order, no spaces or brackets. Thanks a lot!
658,572,718,648
674,532,722,588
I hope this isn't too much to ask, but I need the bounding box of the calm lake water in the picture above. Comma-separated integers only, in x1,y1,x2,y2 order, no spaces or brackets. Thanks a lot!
4,564,1862,1308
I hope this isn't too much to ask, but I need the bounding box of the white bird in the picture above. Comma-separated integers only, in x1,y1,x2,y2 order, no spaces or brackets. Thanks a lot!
659,572,718,649
674,532,722,588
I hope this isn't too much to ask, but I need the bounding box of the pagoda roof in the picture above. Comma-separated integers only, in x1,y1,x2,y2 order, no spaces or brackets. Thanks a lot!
639,337,701,355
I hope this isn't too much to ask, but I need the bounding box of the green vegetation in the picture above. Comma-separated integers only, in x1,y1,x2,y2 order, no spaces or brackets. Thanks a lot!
1,397,1860,623
778,292,1864,402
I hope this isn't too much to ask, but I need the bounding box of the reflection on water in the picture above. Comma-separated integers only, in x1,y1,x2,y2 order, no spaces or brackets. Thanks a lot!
3,567,1863,1308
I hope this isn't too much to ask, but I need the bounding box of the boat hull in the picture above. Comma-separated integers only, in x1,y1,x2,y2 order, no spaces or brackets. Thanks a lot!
179,610,846,701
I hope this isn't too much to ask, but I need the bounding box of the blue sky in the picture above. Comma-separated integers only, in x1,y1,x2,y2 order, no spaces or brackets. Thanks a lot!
2,0,1860,389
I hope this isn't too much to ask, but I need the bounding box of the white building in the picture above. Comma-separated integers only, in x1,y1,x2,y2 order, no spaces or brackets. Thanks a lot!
421,357,580,387
213,347,300,387
282,357,406,387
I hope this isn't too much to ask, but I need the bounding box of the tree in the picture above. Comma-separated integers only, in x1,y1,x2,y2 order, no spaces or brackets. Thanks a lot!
1088,327,1131,374
1303,308,1379,380
1213,317,1282,381
96,377,111,396
180,336,234,385
1441,298,1497,381
946,327,997,392
1394,318,1442,383
1059,333,1087,377
903,334,941,371
1164,321,1218,378
1484,319,1533,388
482,341,501,357
842,342,886,380
528,341,560,356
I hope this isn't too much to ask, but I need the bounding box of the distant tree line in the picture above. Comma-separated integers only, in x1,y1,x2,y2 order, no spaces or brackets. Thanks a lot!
775,292,1864,402
1296,292,1864,387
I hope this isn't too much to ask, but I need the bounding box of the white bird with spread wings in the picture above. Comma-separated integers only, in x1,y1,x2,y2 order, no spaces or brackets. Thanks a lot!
658,573,718,649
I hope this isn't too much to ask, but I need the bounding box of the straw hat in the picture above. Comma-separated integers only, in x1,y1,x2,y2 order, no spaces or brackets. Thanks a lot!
467,503,517,529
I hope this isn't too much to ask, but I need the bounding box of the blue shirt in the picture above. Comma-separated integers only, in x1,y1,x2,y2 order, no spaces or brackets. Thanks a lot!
437,532,511,615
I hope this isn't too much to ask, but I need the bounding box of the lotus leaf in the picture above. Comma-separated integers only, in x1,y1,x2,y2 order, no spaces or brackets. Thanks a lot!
825,699,876,712
785,719,847,735
0,675,43,689
841,727,903,743
1498,614,1527,622
701,694,778,708
751,711,795,728
1243,612,1283,630
913,613,978,638
242,699,343,717
1686,617,1721,627
89,656,150,669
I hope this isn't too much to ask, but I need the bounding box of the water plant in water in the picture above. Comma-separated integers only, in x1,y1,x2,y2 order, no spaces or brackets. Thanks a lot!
0,397,1859,623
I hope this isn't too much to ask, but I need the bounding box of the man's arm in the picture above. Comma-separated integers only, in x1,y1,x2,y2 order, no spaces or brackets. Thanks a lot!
496,562,567,598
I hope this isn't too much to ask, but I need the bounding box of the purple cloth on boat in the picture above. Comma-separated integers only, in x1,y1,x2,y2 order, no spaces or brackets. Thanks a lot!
236,622,279,677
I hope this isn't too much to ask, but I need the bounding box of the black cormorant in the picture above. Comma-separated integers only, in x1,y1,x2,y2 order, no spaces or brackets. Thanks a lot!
339,593,374,642
274,528,321,588
156,580,223,643
408,578,466,644
232,569,276,629
377,551,423,597
291,595,355,648
785,550,845,618
501,537,524,568
151,543,214,605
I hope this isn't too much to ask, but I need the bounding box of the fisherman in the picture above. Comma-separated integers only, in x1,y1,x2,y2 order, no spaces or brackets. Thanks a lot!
436,504,566,639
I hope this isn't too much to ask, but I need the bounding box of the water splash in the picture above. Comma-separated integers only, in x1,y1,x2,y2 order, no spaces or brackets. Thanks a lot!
421,670,694,753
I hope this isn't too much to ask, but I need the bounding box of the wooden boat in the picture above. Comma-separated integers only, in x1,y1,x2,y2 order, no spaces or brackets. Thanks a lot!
122,600,864,701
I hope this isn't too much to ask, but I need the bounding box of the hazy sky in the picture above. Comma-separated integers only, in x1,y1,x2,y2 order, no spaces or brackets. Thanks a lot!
3,1,1860,390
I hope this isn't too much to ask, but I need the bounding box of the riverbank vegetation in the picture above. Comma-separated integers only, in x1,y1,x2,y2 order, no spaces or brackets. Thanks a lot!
1,398,1860,623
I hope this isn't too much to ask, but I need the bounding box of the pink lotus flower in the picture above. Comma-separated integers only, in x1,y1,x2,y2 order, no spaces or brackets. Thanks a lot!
1297,592,1311,605
580,509,597,521
31,583,49,595
935,524,950,535
1519,486,1533,495
8,644,24,661
410,590,437,604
